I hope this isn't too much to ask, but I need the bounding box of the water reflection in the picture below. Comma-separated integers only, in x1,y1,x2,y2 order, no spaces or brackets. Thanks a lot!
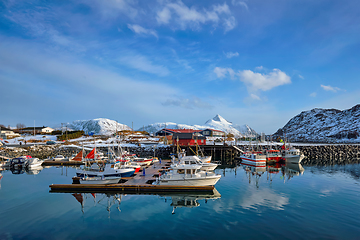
4,166,44,175
240,162,305,187
69,189,221,215
72,192,123,217
26,166,44,175
161,188,221,214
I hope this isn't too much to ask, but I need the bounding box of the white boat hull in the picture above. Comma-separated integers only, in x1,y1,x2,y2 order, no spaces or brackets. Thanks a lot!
284,155,303,164
158,175,221,186
79,176,121,185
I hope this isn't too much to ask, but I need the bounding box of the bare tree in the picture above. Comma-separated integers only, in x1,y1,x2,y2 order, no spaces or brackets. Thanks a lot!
16,123,26,129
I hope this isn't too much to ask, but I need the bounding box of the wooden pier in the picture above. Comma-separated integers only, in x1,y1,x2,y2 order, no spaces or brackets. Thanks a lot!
49,159,215,194
43,160,84,166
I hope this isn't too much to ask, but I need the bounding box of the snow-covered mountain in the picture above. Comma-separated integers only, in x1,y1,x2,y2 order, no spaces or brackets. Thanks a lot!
66,118,131,135
139,115,258,137
273,104,360,142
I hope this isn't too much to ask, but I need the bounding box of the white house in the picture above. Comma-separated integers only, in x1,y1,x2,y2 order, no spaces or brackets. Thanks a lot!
0,126,20,139
20,126,54,134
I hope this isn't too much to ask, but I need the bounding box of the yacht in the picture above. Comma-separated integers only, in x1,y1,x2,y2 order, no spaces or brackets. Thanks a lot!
155,162,221,186
25,158,43,169
172,155,218,171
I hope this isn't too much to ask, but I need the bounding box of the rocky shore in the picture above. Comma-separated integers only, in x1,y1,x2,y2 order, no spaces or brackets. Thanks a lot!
228,144,360,166
0,145,171,160
297,145,360,166
1,144,360,166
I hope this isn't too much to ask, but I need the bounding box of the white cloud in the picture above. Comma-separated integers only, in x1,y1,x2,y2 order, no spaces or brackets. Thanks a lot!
156,7,171,24
310,92,317,97
231,0,249,11
255,66,264,71
298,74,304,79
90,0,138,19
118,54,169,76
214,67,291,93
163,97,214,109
127,24,158,38
223,16,236,32
320,84,342,92
238,69,291,92
250,93,261,100
156,1,236,32
214,67,235,79
225,51,239,58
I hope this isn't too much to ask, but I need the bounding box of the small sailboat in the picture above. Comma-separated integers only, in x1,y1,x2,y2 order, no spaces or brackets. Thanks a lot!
79,175,121,184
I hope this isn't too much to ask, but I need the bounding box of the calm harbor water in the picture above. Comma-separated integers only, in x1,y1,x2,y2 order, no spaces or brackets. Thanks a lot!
1,162,360,240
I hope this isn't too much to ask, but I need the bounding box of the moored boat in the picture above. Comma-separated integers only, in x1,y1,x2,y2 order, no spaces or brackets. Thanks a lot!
76,162,134,178
282,147,304,163
239,151,267,167
79,175,121,184
25,158,43,169
173,155,218,171
156,162,221,186
265,149,282,163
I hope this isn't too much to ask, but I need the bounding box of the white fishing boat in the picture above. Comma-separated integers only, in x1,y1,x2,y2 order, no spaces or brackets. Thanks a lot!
79,175,121,184
239,151,267,167
25,158,43,169
156,162,221,186
173,155,218,171
283,147,304,163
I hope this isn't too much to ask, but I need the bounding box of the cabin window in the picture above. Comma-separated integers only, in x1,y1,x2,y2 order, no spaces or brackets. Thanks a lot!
177,169,185,174
185,161,189,164
186,169,191,174
192,169,196,174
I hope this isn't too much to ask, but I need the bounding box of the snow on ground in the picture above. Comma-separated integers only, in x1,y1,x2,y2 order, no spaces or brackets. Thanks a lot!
3,135,57,145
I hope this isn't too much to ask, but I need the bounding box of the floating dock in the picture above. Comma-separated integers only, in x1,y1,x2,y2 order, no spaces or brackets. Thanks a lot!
43,160,84,166
49,159,215,194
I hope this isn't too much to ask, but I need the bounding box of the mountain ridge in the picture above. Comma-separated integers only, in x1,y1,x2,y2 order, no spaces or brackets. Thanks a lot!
273,104,360,142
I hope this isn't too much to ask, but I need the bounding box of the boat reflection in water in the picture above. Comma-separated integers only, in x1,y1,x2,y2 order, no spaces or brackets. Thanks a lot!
241,162,267,188
240,161,305,187
281,163,304,182
161,188,221,214
26,166,44,175
70,189,221,215
71,192,123,217
8,166,44,175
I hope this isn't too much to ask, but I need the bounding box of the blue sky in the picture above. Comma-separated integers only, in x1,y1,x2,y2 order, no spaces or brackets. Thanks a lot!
0,0,359,134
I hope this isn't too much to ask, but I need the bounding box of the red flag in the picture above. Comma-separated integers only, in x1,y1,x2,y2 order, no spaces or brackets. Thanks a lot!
72,193,83,204
85,148,96,159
